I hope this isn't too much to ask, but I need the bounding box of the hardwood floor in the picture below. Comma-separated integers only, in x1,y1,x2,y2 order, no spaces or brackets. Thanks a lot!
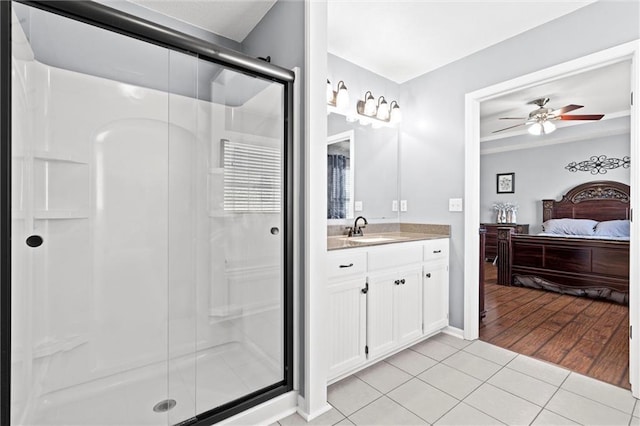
480,263,630,389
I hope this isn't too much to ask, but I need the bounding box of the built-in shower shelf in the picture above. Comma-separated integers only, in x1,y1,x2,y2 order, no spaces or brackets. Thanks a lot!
34,209,90,219
223,130,279,146
209,305,244,323
20,150,89,164
33,334,88,358
33,150,89,164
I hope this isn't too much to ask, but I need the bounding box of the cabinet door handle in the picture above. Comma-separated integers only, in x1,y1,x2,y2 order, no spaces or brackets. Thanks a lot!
425,273,431,278
394,279,401,285
400,279,406,285
433,250,442,254
339,263,354,268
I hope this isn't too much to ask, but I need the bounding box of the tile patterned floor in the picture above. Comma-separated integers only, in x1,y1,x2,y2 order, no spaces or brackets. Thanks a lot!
274,333,639,426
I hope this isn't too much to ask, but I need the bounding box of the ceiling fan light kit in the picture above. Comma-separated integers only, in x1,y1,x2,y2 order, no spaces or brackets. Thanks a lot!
528,120,556,136
493,97,605,135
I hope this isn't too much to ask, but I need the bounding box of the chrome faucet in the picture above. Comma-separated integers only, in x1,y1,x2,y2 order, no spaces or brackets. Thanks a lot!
348,216,368,237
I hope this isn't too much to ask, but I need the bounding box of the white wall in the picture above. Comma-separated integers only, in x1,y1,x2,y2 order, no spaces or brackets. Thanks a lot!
398,1,640,329
481,133,631,233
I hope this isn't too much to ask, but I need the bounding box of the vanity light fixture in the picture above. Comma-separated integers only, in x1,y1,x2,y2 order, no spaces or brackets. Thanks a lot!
376,96,389,121
327,79,349,111
363,91,376,116
390,101,401,124
355,91,402,126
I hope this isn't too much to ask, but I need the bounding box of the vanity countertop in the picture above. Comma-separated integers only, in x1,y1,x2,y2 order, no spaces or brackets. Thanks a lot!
327,232,449,251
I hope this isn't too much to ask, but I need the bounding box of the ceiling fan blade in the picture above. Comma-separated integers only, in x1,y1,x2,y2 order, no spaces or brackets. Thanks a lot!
498,117,527,120
557,114,605,121
492,122,527,133
552,104,583,115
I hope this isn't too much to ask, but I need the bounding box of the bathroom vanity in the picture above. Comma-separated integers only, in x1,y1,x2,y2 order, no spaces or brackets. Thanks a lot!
326,232,450,381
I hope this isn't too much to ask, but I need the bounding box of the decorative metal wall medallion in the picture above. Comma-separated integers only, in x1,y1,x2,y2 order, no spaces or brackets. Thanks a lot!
565,155,630,174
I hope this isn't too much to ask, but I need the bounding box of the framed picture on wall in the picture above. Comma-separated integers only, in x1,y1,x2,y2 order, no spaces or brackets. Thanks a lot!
496,172,515,194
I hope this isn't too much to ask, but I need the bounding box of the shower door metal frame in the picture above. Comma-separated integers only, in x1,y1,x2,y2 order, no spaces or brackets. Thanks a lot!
0,2,295,425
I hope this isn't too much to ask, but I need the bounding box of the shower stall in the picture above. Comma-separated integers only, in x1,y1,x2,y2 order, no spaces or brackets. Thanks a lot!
1,2,294,425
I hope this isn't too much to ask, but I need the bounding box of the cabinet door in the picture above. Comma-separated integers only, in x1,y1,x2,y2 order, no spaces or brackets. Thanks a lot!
367,271,396,359
328,277,367,379
395,267,423,345
423,262,449,335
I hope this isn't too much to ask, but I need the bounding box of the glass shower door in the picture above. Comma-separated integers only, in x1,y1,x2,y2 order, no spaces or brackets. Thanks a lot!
167,56,287,420
8,2,291,425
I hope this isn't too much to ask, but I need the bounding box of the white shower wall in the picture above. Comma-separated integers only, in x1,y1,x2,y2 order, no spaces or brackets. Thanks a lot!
11,48,284,418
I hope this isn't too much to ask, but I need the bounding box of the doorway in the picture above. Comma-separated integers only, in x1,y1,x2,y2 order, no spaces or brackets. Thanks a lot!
464,40,640,397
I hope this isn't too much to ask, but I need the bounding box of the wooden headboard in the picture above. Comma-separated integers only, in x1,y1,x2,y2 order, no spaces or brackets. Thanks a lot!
542,180,630,222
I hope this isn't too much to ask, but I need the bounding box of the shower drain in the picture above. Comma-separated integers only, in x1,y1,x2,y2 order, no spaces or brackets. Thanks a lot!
153,399,177,413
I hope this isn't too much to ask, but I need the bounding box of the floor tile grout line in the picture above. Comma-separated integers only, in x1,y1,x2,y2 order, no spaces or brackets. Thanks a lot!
530,372,568,426
460,344,519,366
429,352,546,425
468,360,551,413
361,356,460,424
429,399,506,426
382,357,436,378
559,384,636,416
503,354,572,387
534,373,591,426
384,387,450,425
413,365,483,401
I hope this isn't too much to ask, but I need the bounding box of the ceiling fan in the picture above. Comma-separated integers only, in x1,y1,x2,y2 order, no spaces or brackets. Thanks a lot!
493,97,605,135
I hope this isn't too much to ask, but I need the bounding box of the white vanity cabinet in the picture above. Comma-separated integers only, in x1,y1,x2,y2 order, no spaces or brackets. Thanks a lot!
423,239,450,335
367,244,423,359
327,237,449,382
327,251,368,379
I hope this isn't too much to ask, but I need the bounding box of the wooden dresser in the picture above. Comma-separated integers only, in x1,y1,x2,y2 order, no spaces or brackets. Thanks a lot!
480,223,529,261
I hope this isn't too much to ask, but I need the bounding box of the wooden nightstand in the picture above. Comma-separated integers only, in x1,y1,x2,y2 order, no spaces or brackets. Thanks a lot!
480,223,529,261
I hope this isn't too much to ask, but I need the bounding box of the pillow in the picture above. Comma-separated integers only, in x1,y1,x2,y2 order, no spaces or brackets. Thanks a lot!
541,218,597,236
594,219,630,237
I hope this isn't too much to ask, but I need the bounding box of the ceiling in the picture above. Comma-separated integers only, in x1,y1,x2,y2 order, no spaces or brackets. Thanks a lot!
124,1,628,144
480,60,631,141
327,0,596,84
128,0,277,42
127,1,596,84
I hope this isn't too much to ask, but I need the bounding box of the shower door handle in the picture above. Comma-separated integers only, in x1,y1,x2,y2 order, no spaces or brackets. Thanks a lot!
26,235,43,248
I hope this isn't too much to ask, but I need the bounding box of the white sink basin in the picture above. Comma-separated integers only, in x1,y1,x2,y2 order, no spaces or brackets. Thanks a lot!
349,236,396,243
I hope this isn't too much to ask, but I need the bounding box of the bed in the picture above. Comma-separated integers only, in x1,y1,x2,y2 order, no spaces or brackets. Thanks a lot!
495,180,630,304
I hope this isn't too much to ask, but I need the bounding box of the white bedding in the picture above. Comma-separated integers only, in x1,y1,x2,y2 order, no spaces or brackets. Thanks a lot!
536,232,630,241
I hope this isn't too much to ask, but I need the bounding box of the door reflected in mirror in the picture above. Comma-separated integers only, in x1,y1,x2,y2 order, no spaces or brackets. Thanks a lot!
328,130,354,219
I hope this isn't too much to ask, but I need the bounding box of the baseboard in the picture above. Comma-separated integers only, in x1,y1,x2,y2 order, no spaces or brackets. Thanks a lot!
295,395,332,422
442,325,465,339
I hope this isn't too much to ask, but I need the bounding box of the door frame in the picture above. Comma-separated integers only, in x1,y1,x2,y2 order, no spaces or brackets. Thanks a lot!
463,39,640,396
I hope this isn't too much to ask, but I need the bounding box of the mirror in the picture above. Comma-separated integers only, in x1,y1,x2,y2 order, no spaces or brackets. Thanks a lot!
327,112,399,222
